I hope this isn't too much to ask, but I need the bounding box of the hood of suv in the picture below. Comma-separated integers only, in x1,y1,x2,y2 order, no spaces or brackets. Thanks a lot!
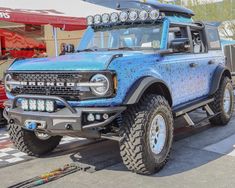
9,51,146,71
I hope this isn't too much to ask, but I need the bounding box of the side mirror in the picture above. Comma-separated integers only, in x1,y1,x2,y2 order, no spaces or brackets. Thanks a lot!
170,38,190,52
65,44,75,53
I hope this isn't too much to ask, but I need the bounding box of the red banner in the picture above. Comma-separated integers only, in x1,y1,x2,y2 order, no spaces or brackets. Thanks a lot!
0,9,87,31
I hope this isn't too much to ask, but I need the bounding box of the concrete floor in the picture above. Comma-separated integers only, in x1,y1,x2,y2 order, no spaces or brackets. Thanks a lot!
1,113,235,188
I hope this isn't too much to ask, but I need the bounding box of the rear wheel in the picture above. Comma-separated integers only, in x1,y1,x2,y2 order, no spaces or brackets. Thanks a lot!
120,94,173,175
209,77,234,126
7,123,62,156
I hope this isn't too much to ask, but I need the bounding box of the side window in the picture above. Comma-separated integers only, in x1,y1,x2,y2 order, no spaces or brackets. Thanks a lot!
205,25,221,50
190,28,206,53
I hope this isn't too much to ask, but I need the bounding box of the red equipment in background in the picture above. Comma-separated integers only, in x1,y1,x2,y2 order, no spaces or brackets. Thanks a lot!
0,83,7,108
0,82,7,122
0,28,46,58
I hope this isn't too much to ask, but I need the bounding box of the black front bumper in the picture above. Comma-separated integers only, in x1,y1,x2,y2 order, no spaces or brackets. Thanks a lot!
4,95,126,134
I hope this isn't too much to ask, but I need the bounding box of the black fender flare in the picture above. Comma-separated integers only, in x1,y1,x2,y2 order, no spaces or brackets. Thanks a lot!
209,65,232,95
123,77,173,106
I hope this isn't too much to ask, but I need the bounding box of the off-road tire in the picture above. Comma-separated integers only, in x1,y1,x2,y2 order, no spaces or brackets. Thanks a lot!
0,109,6,126
0,109,3,121
209,77,234,126
7,124,62,156
120,94,174,175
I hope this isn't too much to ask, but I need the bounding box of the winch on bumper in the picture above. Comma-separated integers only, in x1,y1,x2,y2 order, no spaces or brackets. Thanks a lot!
4,95,126,137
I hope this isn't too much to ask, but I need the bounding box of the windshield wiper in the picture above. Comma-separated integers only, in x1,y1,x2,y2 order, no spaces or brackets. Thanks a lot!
108,47,134,51
77,47,134,52
77,48,97,53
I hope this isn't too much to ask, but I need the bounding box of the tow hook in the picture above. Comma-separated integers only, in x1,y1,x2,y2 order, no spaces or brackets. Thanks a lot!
24,120,47,131
25,121,37,130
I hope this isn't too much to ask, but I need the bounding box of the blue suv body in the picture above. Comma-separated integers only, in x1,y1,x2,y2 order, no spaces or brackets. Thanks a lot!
3,2,234,175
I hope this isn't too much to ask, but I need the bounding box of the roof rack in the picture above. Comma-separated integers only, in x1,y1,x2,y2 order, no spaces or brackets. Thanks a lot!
84,0,194,18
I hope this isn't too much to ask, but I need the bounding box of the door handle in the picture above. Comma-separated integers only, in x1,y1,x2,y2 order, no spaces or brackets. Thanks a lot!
189,63,198,68
208,60,215,65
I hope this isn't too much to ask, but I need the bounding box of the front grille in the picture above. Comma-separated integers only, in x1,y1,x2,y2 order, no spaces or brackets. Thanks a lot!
11,72,92,100
16,73,82,81
18,85,80,99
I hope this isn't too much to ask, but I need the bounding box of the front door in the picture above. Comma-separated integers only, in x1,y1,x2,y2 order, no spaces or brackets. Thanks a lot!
165,24,213,107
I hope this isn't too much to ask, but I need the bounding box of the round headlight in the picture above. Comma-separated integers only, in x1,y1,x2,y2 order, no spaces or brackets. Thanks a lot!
139,10,149,21
90,74,110,96
4,74,13,92
149,9,160,20
119,11,128,22
102,13,110,24
129,11,138,21
87,16,94,25
94,15,102,24
110,12,119,23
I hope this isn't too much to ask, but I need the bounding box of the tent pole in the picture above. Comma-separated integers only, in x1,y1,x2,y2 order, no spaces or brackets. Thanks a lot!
53,27,59,57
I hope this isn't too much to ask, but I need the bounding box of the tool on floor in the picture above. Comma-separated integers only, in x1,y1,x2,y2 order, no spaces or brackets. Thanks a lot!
8,163,91,188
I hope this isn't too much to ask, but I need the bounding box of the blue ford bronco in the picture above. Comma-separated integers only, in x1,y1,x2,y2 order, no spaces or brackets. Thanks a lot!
3,1,234,175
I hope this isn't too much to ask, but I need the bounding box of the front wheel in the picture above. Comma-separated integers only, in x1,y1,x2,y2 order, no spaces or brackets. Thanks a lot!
120,94,174,175
7,124,62,156
0,109,6,124
209,77,234,126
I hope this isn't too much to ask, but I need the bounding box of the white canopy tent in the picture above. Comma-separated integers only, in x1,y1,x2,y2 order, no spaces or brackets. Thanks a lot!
0,0,118,30
0,0,119,55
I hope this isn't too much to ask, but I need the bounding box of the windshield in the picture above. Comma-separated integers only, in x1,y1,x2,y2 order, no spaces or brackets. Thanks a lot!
79,24,163,51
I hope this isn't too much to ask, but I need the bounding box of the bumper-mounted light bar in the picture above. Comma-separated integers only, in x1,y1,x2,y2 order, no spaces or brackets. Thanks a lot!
20,98,56,112
87,9,162,26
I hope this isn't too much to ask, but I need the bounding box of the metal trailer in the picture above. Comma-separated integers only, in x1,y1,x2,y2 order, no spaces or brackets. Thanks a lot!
223,44,235,87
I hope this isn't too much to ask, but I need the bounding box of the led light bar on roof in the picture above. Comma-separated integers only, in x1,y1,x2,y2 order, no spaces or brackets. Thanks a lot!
87,15,93,26
129,10,138,21
86,9,161,26
110,12,119,23
149,9,160,20
102,13,110,23
139,10,149,21
94,14,102,24
119,11,128,22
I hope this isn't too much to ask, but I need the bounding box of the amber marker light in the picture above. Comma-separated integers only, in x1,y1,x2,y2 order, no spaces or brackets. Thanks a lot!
113,75,118,91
